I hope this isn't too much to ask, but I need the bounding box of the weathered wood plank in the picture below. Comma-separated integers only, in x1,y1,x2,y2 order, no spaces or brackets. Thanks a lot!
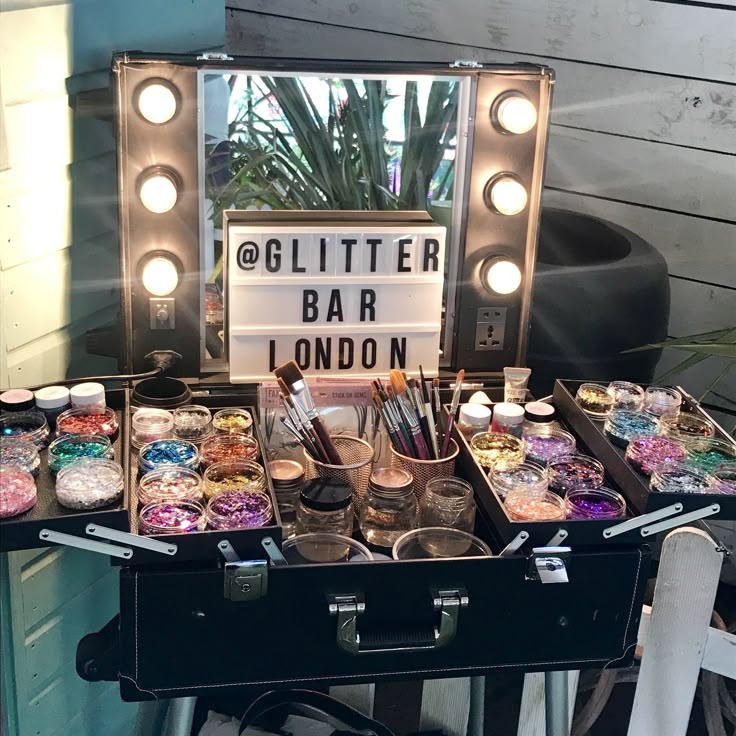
228,0,736,83
669,278,736,335
542,191,736,287
226,8,736,154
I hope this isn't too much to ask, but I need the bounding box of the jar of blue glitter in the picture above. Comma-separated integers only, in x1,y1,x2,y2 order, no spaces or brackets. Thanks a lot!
0,411,50,449
138,439,200,474
603,410,658,448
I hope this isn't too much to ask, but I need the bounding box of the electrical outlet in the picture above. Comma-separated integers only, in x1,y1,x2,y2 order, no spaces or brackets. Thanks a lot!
475,307,506,351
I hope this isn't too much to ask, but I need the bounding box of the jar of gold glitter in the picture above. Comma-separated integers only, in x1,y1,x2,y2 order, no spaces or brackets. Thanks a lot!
203,459,266,499
212,408,254,436
575,383,614,420
505,490,565,521
470,431,525,468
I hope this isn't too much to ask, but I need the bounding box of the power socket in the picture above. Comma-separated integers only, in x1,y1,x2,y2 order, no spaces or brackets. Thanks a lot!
475,307,507,351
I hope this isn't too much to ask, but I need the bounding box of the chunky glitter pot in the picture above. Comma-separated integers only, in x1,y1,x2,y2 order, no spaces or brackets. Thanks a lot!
56,407,119,438
137,467,203,506
565,487,626,520
575,383,614,419
206,489,273,530
707,465,736,495
505,490,565,521
643,386,682,419
69,382,106,411
489,460,547,500
606,381,644,411
651,463,710,495
48,433,113,474
200,433,259,468
547,454,605,494
0,466,37,518
523,427,576,464
139,500,205,535
625,435,687,476
55,458,124,510
0,388,35,413
212,408,253,436
470,431,525,468
138,439,199,474
685,437,736,474
131,408,174,449
203,460,266,500
603,410,658,448
658,412,715,443
0,438,40,476
172,404,212,442
0,411,50,449
33,386,70,428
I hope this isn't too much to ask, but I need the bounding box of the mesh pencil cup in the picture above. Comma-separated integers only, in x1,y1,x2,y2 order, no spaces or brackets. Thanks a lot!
390,440,459,501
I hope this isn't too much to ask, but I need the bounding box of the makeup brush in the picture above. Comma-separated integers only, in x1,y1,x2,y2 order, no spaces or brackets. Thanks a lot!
277,376,330,463
420,366,440,460
381,385,413,455
441,369,464,459
274,361,342,465
389,371,430,460
433,377,444,449
373,391,406,454
409,377,436,459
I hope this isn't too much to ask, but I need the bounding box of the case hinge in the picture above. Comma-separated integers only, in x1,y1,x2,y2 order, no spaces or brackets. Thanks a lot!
450,60,484,68
224,560,268,602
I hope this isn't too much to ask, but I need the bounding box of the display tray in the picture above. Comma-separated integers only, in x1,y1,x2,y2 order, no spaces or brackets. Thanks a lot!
554,379,736,521
0,390,130,553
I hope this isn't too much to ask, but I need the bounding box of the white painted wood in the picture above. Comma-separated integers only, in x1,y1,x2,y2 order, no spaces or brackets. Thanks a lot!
0,78,9,173
229,0,736,83
628,527,723,736
541,191,736,287
516,671,579,736
702,626,736,678
226,8,736,154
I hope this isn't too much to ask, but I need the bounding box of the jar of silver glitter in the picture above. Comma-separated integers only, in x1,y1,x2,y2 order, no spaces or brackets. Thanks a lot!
55,458,124,510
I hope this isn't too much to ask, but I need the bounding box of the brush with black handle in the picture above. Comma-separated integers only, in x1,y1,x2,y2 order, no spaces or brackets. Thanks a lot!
274,361,343,465
420,366,440,460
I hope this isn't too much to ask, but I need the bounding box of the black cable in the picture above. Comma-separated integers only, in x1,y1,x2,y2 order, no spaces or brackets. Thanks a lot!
25,367,163,392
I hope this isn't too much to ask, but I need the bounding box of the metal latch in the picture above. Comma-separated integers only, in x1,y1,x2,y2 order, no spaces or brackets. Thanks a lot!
224,560,268,602
450,60,484,68
196,52,234,61
527,546,572,584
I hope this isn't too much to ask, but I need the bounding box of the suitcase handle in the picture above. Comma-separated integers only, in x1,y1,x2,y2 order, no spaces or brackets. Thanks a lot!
327,588,468,655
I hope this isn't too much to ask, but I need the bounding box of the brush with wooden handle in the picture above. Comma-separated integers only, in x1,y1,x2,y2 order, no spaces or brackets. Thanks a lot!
390,371,430,460
409,377,436,459
274,361,342,465
441,370,464,459
433,377,444,453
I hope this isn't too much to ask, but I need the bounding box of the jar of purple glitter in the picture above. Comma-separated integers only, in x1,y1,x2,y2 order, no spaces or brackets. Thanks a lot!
547,454,605,494
206,489,273,530
139,500,205,535
565,487,626,520
625,435,687,476
707,465,736,495
522,427,576,465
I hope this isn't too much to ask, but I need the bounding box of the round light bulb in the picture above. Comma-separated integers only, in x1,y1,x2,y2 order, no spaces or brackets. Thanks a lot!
496,95,537,134
142,256,179,296
139,172,178,213
489,176,528,216
483,259,522,295
137,82,178,124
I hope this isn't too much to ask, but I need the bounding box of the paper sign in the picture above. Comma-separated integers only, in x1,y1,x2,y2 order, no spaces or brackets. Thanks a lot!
227,223,445,382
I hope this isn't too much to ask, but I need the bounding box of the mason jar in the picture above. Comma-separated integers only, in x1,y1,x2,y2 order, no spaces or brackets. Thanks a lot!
359,467,417,547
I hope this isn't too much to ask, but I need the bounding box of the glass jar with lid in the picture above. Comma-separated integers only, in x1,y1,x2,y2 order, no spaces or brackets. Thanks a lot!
268,459,305,539
418,476,475,532
359,467,417,547
296,478,354,537
0,411,50,449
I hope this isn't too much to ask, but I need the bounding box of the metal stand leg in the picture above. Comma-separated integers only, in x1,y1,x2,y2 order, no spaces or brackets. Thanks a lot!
163,697,197,736
468,676,485,736
544,671,569,736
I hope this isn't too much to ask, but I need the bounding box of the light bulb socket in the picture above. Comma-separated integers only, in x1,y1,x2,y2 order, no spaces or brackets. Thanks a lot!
134,78,180,125
483,173,527,215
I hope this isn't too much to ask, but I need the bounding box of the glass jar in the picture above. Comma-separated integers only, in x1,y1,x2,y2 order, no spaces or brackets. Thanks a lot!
200,433,259,468
138,467,203,506
685,437,736,474
522,427,576,465
575,383,614,419
0,411,50,449
392,527,492,559
418,476,475,532
0,388,35,413
456,403,491,439
55,458,124,510
172,404,212,442
203,460,266,500
565,487,626,520
268,459,305,539
0,466,37,518
707,465,736,495
523,401,560,432
603,410,658,448
213,408,254,436
658,412,715,443
131,408,174,449
138,439,199,474
206,490,273,530
56,407,119,439
70,382,106,411
651,463,710,494
33,386,71,428
547,454,605,494
139,500,205,535
490,402,525,437
606,381,644,411
470,431,525,468
643,386,682,419
48,433,113,474
296,478,354,537
505,490,566,521
282,533,373,564
359,467,417,547
0,438,40,476
625,435,687,476
489,460,547,500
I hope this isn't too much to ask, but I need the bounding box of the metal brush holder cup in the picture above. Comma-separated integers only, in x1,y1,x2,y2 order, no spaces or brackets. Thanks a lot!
390,440,460,501
304,436,376,510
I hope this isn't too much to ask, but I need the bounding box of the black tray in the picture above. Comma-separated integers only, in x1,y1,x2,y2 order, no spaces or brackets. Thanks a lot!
0,390,130,552
554,380,736,521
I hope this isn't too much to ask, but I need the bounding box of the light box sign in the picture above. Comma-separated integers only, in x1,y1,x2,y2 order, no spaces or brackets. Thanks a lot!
225,212,445,383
